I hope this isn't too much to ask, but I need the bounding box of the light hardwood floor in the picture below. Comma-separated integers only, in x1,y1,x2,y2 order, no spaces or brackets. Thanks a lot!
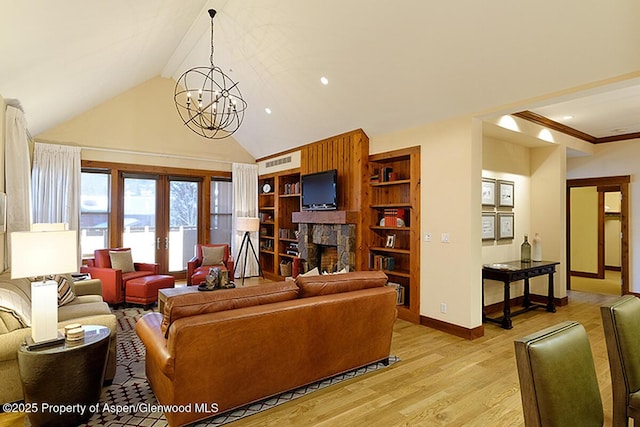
0,289,620,426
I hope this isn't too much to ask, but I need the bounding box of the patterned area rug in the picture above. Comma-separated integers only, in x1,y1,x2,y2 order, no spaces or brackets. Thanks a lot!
79,307,399,426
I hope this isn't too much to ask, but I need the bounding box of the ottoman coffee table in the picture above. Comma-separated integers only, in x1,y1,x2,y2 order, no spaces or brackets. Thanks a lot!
126,274,175,308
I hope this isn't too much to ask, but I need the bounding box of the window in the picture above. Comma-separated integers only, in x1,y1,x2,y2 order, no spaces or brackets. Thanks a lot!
210,179,232,245
80,170,110,258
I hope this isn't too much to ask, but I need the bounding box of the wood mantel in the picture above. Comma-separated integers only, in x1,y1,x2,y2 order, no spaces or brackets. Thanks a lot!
292,210,359,224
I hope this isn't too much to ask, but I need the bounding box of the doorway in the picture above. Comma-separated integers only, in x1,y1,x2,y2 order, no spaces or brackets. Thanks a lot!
566,176,630,295
121,173,200,276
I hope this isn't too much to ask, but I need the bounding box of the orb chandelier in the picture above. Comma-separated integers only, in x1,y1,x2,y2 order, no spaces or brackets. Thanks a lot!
174,9,247,139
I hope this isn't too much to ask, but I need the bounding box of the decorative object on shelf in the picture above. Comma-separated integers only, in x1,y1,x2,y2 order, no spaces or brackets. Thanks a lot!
385,234,396,248
497,180,515,208
532,233,542,261
10,228,78,348
236,217,263,285
497,213,514,240
262,183,272,193
174,9,247,139
482,212,496,240
520,234,531,262
482,177,496,207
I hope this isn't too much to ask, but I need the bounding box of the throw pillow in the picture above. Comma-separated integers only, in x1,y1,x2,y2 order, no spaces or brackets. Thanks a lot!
0,288,31,327
202,245,225,266
54,274,76,306
110,250,135,273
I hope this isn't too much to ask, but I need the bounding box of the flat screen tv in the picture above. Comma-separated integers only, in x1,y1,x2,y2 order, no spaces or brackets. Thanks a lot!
301,169,337,211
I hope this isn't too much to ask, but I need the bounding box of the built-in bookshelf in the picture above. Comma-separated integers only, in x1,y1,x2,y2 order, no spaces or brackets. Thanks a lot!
367,146,420,323
258,169,301,280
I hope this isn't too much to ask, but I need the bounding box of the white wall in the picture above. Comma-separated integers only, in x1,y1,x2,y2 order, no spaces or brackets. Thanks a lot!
36,77,255,170
482,137,531,304
567,139,640,291
371,115,483,330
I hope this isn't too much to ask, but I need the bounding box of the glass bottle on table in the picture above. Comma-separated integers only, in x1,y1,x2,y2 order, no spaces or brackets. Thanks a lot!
520,234,531,262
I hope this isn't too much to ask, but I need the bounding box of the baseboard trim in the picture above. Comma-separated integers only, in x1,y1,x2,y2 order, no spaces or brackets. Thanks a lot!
420,316,484,340
570,270,599,279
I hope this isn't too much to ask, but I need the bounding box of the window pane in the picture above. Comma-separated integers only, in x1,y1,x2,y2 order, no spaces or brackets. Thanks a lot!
80,171,110,258
169,180,198,272
210,180,232,245
123,177,156,263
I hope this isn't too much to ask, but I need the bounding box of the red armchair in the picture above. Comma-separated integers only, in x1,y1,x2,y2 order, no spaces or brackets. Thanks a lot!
187,244,234,285
81,248,159,305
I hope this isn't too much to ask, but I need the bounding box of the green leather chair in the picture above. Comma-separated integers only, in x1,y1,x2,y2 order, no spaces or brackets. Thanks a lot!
601,295,640,427
514,321,603,427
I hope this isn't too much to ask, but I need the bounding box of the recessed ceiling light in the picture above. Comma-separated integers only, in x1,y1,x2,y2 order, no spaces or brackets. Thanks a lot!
265,108,272,114
320,76,329,85
562,115,574,120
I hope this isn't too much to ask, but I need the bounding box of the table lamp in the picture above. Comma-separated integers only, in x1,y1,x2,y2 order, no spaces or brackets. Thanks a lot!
11,229,78,348
236,217,262,285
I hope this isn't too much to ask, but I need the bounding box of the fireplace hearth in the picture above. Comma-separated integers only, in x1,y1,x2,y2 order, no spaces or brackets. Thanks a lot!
297,223,356,272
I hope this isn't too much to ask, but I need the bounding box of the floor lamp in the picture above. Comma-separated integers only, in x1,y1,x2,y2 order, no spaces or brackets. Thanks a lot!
236,217,262,285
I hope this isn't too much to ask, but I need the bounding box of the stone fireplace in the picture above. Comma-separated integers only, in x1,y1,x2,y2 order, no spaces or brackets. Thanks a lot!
296,222,356,273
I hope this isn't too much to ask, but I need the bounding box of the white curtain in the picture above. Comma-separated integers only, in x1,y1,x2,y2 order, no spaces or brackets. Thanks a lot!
31,143,81,232
5,105,32,269
232,162,259,279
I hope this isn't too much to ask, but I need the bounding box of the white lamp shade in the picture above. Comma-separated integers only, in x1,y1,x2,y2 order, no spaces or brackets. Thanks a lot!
31,223,67,231
237,217,260,232
10,230,78,279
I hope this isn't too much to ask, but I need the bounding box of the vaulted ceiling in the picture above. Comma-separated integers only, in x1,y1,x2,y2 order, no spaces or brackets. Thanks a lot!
2,1,639,159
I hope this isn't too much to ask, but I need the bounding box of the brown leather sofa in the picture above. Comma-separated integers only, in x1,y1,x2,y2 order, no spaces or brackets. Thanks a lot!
136,271,397,427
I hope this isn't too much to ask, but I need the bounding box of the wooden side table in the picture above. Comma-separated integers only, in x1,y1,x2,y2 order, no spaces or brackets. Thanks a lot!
482,260,559,329
158,286,200,313
17,325,110,426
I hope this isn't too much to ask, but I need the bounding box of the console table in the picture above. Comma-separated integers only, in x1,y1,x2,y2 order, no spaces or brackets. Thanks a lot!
482,260,559,329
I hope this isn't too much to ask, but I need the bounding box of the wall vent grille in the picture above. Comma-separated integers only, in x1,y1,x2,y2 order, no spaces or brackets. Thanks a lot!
266,156,292,168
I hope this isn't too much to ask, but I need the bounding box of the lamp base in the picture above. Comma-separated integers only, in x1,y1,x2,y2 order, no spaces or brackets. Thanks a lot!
25,332,65,351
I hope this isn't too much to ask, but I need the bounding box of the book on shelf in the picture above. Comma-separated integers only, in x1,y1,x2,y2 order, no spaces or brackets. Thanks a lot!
382,208,406,227
282,181,301,195
260,212,273,222
386,282,405,305
380,167,393,182
370,254,395,271
279,228,297,239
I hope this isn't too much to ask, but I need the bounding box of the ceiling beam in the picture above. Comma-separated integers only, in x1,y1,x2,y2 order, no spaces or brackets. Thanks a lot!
514,111,640,144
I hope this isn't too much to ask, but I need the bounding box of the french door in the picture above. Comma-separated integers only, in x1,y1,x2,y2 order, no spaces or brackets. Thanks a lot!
122,173,200,276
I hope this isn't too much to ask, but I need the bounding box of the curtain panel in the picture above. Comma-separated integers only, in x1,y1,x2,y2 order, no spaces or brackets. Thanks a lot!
31,143,81,232
232,162,259,278
4,106,32,269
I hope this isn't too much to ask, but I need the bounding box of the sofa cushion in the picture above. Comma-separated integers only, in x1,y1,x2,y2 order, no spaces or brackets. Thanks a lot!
296,270,388,298
161,281,299,337
58,301,112,322
110,249,135,273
